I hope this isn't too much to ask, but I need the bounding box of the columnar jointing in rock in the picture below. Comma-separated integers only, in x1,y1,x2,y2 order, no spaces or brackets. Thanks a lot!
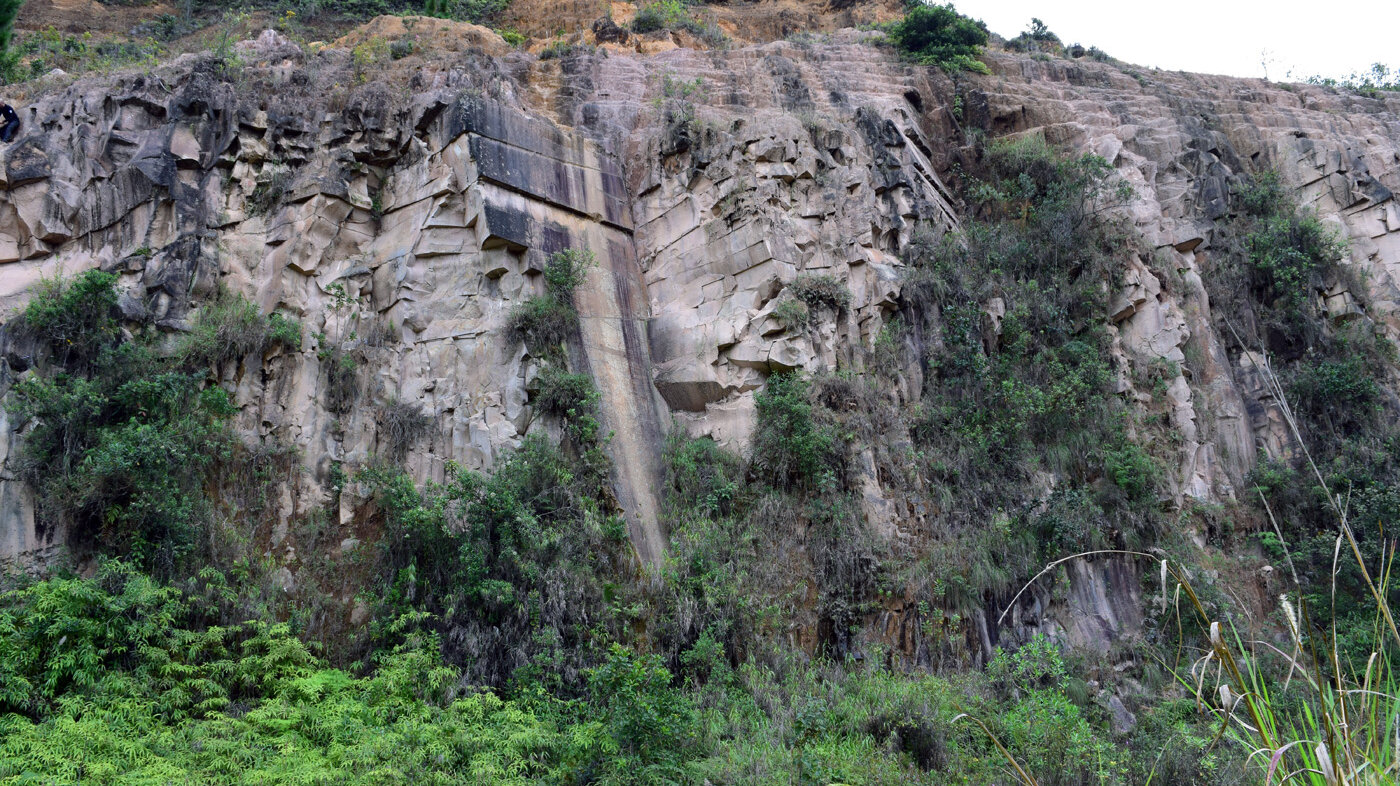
0,78,670,569
438,95,670,568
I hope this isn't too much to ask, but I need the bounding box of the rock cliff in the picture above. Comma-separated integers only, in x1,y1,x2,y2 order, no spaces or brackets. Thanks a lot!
2,16,1399,658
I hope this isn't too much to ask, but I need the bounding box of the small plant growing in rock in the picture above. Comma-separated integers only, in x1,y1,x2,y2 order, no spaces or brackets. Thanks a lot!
787,273,851,314
771,297,810,330
376,398,434,461
318,341,361,415
179,290,300,371
247,162,290,217
351,36,389,83
539,40,595,60
507,248,596,360
543,248,595,301
533,365,603,445
389,37,415,60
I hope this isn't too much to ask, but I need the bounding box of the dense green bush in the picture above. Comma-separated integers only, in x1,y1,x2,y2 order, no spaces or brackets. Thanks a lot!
1209,170,1400,668
771,297,811,330
21,269,120,369
750,372,844,490
364,432,626,691
887,2,989,73
1211,169,1346,348
8,272,251,571
507,248,596,360
1,562,1147,785
0,566,590,784
506,293,576,358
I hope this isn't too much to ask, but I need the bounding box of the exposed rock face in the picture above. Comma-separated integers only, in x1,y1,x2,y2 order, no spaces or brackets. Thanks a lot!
2,21,1400,658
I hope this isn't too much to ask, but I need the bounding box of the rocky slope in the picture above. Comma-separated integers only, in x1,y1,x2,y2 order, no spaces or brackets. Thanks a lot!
2,15,1398,661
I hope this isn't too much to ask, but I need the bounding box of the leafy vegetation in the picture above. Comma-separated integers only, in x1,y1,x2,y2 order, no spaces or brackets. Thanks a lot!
631,0,726,47
6,271,264,572
787,272,852,315
1005,17,1061,55
887,1,989,74
1304,62,1400,96
0,560,1153,785
507,248,595,361
897,134,1157,611
180,288,301,370
4,67,1390,783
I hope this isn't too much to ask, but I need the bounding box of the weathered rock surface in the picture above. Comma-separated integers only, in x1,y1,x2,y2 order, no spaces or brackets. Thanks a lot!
2,21,1399,660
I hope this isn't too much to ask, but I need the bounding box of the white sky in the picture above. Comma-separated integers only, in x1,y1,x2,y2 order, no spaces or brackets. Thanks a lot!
954,0,1399,82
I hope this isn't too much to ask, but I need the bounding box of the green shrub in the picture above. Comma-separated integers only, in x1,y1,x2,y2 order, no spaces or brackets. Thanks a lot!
316,340,361,415
8,271,246,571
542,247,595,300
506,293,575,358
663,430,742,519
21,269,120,369
787,273,851,313
1247,211,1344,318
887,2,989,73
584,644,700,776
750,372,843,490
539,40,594,60
631,0,687,33
533,365,603,446
267,312,303,351
1237,169,1288,218
1292,353,1380,419
771,297,810,330
364,432,624,690
507,248,595,360
388,36,414,59
1103,441,1156,502
179,291,298,370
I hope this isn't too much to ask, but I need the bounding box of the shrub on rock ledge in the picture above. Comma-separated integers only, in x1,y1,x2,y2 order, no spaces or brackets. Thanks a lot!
888,1,989,74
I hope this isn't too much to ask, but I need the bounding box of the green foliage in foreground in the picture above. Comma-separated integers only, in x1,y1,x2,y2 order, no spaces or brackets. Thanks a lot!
2,562,1201,785
887,1,989,74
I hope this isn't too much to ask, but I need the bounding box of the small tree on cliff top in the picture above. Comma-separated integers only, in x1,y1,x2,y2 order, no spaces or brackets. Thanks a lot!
889,1,990,74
